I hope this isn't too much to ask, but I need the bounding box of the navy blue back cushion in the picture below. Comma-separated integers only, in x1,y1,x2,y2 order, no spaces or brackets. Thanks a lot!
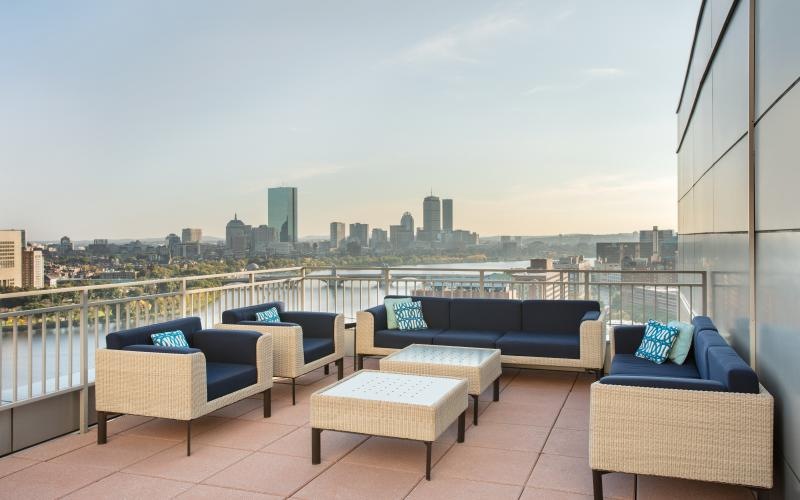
385,296,451,329
707,346,759,393
449,299,521,331
106,317,202,349
521,300,600,333
221,302,284,324
693,329,728,379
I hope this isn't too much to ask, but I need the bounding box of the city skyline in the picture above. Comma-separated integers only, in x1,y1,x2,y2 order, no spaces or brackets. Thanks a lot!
0,2,697,240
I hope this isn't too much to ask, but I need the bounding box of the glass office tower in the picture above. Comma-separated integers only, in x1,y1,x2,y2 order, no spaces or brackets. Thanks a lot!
267,187,298,243
676,1,800,497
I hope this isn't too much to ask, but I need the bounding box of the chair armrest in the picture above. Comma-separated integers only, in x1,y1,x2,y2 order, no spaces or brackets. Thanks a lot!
599,375,727,392
121,344,202,355
579,309,605,369
238,320,300,328
192,329,261,365
214,323,302,378
280,311,337,340
95,348,206,420
612,325,646,355
356,310,377,355
365,305,388,331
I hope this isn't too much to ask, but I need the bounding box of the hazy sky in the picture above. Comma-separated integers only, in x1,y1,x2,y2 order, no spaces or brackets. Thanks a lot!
1,1,699,241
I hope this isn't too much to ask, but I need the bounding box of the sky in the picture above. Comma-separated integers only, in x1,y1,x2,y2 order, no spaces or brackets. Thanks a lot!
0,1,700,241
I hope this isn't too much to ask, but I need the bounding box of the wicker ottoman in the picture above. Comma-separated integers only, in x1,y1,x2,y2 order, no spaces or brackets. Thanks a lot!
310,370,468,480
380,344,502,425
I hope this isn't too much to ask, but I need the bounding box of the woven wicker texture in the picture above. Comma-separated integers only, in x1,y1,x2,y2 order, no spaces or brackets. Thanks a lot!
589,382,774,488
380,344,501,395
357,310,605,370
95,333,273,420
214,314,344,378
310,370,467,442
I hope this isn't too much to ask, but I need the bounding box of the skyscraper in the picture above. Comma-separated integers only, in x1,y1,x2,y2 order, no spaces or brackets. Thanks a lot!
349,223,369,247
423,195,441,233
21,247,44,289
0,230,23,288
181,228,202,244
267,187,298,243
330,222,345,249
400,212,414,233
225,214,251,258
442,199,453,232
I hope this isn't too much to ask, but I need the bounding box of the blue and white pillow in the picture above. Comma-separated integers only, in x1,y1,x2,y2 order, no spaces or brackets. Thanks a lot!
151,330,189,348
255,307,281,323
394,301,428,331
635,320,680,364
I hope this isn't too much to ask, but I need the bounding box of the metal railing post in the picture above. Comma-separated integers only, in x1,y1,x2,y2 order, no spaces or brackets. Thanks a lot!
479,271,485,298
382,267,391,297
299,268,306,310
249,273,256,306
583,270,590,300
702,270,708,316
181,278,187,317
79,289,89,433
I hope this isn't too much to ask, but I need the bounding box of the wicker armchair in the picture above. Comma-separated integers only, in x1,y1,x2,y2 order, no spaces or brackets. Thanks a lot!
95,317,273,455
216,302,345,404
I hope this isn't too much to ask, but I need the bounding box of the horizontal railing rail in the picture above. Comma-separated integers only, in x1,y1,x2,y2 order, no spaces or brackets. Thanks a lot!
0,265,706,433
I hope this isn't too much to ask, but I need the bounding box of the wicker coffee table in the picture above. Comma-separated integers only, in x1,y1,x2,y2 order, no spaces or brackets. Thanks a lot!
310,370,467,480
379,344,502,425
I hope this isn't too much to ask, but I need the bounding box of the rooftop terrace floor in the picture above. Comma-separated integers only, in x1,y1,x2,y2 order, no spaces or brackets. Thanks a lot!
0,358,754,499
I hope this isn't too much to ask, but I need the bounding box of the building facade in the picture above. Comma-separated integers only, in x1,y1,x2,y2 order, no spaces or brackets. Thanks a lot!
267,187,298,243
21,248,44,289
181,228,202,243
422,195,441,236
330,222,345,249
442,198,453,232
676,1,800,496
349,223,369,247
225,214,252,258
0,230,23,288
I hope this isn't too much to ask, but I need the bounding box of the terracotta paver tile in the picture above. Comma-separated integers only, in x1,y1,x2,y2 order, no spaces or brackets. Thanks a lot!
64,471,192,499
263,425,367,460
519,486,592,499
543,428,590,458
51,434,178,470
479,401,561,428
563,390,590,410
177,484,283,499
209,398,265,418
407,476,522,500
0,456,38,479
123,442,251,483
433,445,538,486
528,453,634,499
124,416,229,441
0,462,112,499
342,436,450,474
462,421,548,453
636,474,755,499
203,451,330,496
194,420,296,451
554,407,589,430
293,461,421,500
241,400,310,426
14,430,98,461
107,414,155,433
498,386,569,406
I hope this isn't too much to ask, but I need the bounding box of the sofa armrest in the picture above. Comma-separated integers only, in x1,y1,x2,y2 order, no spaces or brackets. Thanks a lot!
356,310,377,355
239,320,300,328
192,329,261,365
581,310,601,322
121,344,202,355
280,311,338,340
579,309,605,369
213,322,302,378
365,305,388,331
612,325,645,356
599,375,726,392
95,348,206,420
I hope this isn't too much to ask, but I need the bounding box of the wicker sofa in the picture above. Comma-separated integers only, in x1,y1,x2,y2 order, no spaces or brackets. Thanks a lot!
216,302,345,404
590,316,774,498
356,296,605,373
95,317,273,455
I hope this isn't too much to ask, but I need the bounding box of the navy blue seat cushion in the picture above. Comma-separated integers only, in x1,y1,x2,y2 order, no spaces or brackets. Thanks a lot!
433,330,504,349
693,329,728,379
303,337,334,363
449,299,521,331
521,300,600,333
496,331,579,359
707,346,759,393
106,317,202,349
385,296,451,329
121,344,202,355
374,329,442,349
599,375,726,392
206,362,257,401
221,302,285,324
610,354,701,379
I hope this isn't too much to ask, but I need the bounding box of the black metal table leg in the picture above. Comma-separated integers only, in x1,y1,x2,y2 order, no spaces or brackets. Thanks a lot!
264,388,271,418
472,395,480,425
493,377,500,401
457,411,465,443
336,358,344,379
97,411,107,444
312,428,322,464
292,378,296,405
186,420,192,456
592,470,605,500
324,364,329,375
424,441,432,480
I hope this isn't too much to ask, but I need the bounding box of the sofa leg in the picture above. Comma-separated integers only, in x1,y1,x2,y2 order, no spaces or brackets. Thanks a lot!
592,470,605,500
97,411,107,445
291,378,296,405
336,358,344,380
186,420,192,456
311,428,322,465
263,388,271,418
493,377,500,401
472,395,480,425
356,354,364,371
424,441,432,480
324,364,329,375
754,487,772,500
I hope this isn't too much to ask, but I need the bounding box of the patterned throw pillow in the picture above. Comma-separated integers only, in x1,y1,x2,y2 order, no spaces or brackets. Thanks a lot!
394,301,428,331
151,330,189,348
635,320,680,364
255,307,281,323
